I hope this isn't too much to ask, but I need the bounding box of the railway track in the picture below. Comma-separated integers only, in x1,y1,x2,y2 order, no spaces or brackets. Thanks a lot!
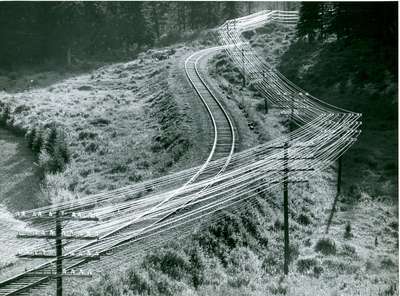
0,37,236,296
184,47,236,179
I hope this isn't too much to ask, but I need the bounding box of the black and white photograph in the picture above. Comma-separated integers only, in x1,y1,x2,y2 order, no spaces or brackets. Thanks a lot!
0,1,398,295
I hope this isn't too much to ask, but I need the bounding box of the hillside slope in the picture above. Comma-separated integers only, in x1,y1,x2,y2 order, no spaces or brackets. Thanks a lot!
279,38,398,203
0,44,214,206
71,22,398,296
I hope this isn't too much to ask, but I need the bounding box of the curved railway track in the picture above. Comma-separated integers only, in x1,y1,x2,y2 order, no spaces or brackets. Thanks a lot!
0,34,236,296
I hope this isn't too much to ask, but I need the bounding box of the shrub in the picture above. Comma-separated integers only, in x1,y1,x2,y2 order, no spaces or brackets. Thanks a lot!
380,257,396,270
25,128,36,149
0,104,10,126
296,257,318,273
45,125,58,155
289,243,300,263
87,273,123,296
341,244,357,258
90,117,110,126
142,248,191,281
226,247,262,288
381,283,398,296
128,172,143,182
262,254,278,274
298,213,311,226
242,30,255,40
85,142,98,153
314,238,336,255
344,222,353,239
57,132,70,164
124,268,153,295
194,211,249,259
32,130,44,155
313,266,324,278
273,218,283,231
14,104,30,114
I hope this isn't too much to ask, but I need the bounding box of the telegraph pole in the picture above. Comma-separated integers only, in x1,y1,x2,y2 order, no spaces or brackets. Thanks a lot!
283,142,289,275
16,210,99,296
337,156,342,195
241,48,246,88
56,211,63,296
261,142,315,275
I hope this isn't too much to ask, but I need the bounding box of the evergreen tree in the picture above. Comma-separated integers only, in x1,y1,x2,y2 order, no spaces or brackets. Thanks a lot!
26,128,36,149
223,1,240,20
121,2,154,47
297,2,322,42
45,125,58,156
188,2,206,30
32,131,43,155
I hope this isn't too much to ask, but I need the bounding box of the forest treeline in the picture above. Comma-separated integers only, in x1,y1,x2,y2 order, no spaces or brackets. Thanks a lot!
280,2,398,201
296,2,397,74
0,1,298,69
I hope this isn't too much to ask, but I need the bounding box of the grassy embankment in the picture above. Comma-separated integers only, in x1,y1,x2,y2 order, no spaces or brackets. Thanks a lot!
0,31,219,283
70,22,398,296
0,28,218,210
0,47,210,207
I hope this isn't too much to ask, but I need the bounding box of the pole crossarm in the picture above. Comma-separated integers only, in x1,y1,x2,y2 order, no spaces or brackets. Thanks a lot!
26,269,93,278
17,231,99,240
15,211,99,221
16,253,100,261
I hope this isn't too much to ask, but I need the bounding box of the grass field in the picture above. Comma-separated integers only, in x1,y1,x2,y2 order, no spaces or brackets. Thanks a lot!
0,44,214,205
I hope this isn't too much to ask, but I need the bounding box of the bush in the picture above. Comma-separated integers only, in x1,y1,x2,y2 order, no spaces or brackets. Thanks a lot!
344,222,353,239
45,125,58,155
87,273,123,296
124,268,153,295
340,244,357,258
313,265,324,278
298,213,311,226
296,257,318,273
187,245,206,288
32,130,44,154
226,247,262,288
289,243,300,262
314,238,336,255
25,128,36,149
142,248,191,281
0,104,10,126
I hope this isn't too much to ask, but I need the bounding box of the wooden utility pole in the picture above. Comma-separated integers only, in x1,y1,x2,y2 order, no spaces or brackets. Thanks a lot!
337,156,342,195
271,141,315,275
241,48,246,88
56,211,63,296
16,211,99,296
290,94,295,132
283,142,289,275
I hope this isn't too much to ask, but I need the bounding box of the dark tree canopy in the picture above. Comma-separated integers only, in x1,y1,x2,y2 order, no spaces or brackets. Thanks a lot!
0,1,300,69
298,2,398,45
297,2,397,74
297,2,323,41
